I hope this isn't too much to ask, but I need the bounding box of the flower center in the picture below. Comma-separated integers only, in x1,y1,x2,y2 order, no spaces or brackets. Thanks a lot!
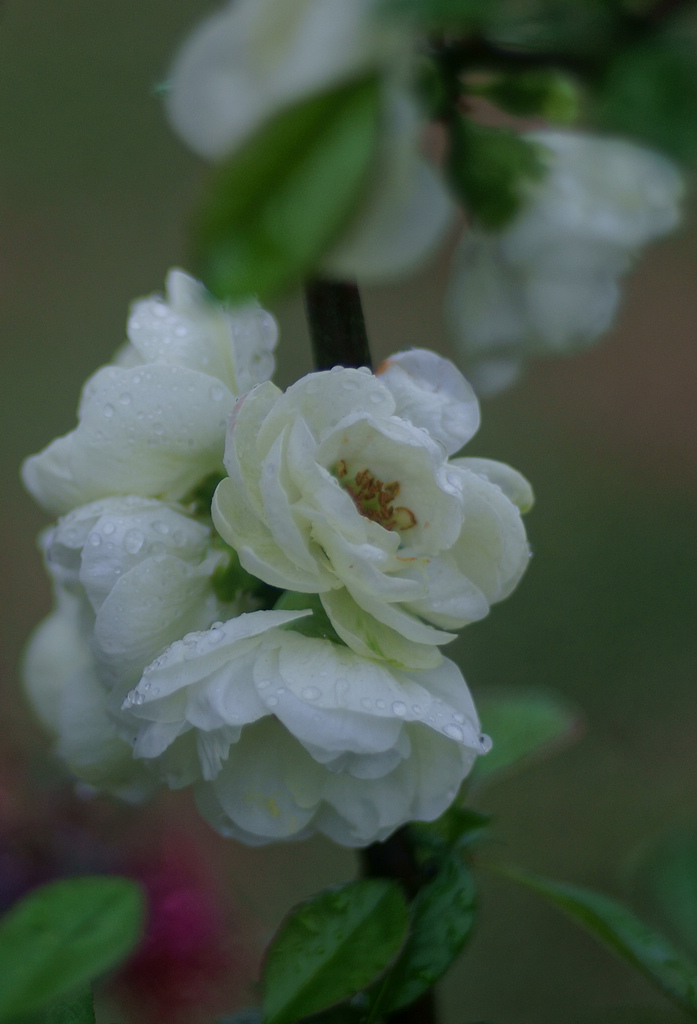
333,460,416,532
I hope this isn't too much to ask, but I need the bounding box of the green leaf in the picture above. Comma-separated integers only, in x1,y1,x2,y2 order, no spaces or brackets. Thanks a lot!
0,877,145,1021
381,0,497,30
469,69,580,124
409,807,492,865
193,76,381,305
595,40,697,162
630,823,697,961
374,856,477,1014
496,865,697,1019
447,120,545,230
262,880,409,1024
11,988,96,1024
470,688,580,787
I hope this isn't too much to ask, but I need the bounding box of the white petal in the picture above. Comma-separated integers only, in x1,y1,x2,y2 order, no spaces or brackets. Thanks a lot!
376,349,480,455
23,364,235,515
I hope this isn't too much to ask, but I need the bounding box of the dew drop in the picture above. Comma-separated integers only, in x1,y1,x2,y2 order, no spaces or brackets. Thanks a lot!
209,384,226,402
443,723,464,742
124,528,145,554
266,695,278,707
102,521,116,536
479,733,493,754
118,392,132,406
375,699,386,710
392,701,407,717
208,627,224,644
257,678,272,690
453,712,465,724
152,520,169,535
302,686,321,701
411,704,422,715
102,403,115,418
87,531,102,547
360,697,372,709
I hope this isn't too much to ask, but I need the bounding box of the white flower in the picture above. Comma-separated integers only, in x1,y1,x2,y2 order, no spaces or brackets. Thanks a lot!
166,0,410,160
22,587,156,801
40,496,240,690
119,610,488,846
22,269,278,515
321,86,455,283
212,350,531,669
447,132,684,394
165,0,454,283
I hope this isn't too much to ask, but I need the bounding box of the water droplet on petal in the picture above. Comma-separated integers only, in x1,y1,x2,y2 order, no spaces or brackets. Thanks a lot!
87,531,101,547
266,696,278,707
209,384,226,402
376,699,386,710
124,528,145,554
102,521,116,536
302,686,321,701
392,701,407,717
152,520,169,535
479,733,493,753
118,392,132,406
103,403,115,418
443,723,464,742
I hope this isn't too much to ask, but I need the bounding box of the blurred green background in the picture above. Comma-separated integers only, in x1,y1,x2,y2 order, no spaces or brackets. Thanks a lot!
1,2,697,1022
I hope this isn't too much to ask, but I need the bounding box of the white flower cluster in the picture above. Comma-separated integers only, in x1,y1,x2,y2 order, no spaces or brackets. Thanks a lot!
448,132,685,394
23,271,531,846
165,0,684,392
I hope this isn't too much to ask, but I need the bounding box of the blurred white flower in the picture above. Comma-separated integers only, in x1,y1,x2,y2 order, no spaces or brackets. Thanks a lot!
166,0,409,160
23,588,156,802
119,610,488,846
22,269,277,515
448,132,684,394
213,351,531,669
22,494,248,796
165,0,454,282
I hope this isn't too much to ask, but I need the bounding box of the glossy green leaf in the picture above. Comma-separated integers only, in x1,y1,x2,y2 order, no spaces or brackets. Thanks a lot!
630,823,697,960
0,877,145,1021
471,688,580,787
374,856,477,1014
498,865,697,1018
262,880,409,1024
596,40,697,162
193,76,381,305
447,120,545,230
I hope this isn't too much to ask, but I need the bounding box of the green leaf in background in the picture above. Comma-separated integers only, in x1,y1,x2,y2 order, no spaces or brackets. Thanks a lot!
373,855,477,1014
469,68,580,124
10,988,95,1024
596,40,697,163
496,865,697,1019
193,76,381,305
381,0,497,30
0,877,145,1021
447,120,545,230
262,879,409,1024
470,688,580,788
629,823,697,961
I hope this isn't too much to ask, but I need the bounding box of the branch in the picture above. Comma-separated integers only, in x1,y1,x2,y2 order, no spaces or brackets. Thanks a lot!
303,279,373,371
